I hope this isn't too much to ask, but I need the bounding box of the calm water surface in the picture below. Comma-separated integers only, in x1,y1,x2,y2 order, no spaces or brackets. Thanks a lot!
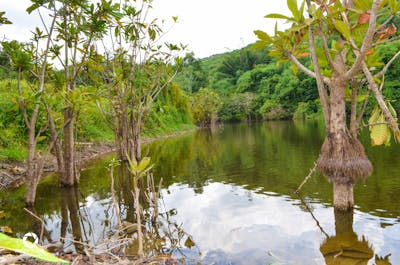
1,121,400,265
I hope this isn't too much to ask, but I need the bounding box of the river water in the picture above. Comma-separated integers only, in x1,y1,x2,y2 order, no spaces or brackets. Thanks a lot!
1,121,399,264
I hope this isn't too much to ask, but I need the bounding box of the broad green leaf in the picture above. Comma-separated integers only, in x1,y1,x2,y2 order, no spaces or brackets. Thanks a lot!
356,94,369,103
334,20,351,40
254,30,273,42
0,233,68,264
370,114,390,146
26,4,40,14
287,0,301,21
388,0,395,11
354,0,373,11
265,13,293,20
251,40,268,50
137,157,151,172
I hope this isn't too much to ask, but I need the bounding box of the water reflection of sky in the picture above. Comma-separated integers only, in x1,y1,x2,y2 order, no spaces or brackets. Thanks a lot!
161,182,399,265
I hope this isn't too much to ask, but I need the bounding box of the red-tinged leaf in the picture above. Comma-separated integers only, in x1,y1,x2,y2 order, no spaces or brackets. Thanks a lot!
296,52,310,58
387,23,397,36
366,49,374,55
358,12,370,24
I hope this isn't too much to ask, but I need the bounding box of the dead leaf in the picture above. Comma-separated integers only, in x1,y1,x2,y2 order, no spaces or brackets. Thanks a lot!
0,226,13,234
358,13,370,25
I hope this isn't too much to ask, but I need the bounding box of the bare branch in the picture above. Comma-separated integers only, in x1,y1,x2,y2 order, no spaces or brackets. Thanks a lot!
317,22,336,71
375,50,400,78
372,35,400,47
346,0,381,79
287,53,331,85
362,61,400,139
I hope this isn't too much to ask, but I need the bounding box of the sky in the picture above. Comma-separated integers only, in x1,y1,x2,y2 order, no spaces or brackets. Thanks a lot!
0,0,290,59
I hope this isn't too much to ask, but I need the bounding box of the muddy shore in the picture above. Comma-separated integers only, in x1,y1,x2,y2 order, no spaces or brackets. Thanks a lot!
0,129,195,191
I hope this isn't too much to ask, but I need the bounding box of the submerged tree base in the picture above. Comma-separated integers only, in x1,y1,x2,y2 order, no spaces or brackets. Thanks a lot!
317,133,373,184
333,182,354,211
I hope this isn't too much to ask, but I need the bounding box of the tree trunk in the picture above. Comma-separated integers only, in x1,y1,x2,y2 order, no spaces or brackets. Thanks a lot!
46,106,65,177
25,172,38,207
62,106,76,186
317,77,372,211
333,182,354,211
134,185,143,257
133,117,141,162
25,118,38,206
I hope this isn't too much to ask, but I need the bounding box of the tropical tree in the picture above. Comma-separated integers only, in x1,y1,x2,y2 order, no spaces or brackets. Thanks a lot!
98,0,183,163
191,88,223,127
29,0,118,187
255,0,400,210
176,52,207,93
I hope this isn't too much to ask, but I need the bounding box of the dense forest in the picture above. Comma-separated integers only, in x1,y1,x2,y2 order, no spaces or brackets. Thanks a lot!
176,39,400,124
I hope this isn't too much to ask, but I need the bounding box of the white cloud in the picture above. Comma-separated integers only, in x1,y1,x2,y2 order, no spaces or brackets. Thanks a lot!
1,0,290,58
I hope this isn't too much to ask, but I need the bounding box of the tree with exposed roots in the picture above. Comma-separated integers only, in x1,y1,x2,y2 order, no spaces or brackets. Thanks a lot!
255,0,400,211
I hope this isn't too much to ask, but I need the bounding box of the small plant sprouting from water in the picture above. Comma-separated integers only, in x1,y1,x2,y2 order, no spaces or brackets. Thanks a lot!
126,156,154,257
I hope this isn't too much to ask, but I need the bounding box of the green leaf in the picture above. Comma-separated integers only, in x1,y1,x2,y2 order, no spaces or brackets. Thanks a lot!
251,40,268,50
334,20,351,40
291,62,299,75
287,0,301,21
26,4,40,14
0,233,69,264
354,0,373,11
387,101,397,118
254,30,273,42
137,157,151,172
370,115,390,146
265,13,293,20
388,0,396,12
356,94,369,103
368,106,380,124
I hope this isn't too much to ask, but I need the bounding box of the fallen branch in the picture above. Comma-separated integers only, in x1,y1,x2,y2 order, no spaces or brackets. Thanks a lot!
294,162,317,194
24,207,45,244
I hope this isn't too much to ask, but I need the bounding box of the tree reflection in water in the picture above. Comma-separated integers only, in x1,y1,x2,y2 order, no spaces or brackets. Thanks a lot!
60,186,84,253
320,209,392,265
116,163,200,262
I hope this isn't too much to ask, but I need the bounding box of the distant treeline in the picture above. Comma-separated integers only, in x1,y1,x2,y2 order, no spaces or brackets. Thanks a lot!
175,40,400,123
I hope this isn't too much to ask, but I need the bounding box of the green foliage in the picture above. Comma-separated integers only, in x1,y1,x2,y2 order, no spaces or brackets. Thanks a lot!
368,103,397,146
219,93,256,122
190,88,222,126
259,99,287,120
0,233,68,264
293,101,321,120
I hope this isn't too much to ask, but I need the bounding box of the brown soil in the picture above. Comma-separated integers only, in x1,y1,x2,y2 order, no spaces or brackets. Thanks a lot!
0,129,195,191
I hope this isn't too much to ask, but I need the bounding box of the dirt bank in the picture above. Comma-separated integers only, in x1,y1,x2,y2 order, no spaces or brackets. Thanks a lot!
0,129,195,191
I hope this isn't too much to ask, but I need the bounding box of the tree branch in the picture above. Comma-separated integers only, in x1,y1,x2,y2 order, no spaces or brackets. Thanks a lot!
346,0,381,79
375,49,400,78
318,22,336,71
362,61,400,140
287,53,331,86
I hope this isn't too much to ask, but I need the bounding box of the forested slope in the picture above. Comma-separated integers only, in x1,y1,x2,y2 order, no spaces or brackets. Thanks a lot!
176,40,400,123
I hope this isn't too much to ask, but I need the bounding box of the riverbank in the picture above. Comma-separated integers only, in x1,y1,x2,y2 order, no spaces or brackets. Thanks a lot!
0,128,196,191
